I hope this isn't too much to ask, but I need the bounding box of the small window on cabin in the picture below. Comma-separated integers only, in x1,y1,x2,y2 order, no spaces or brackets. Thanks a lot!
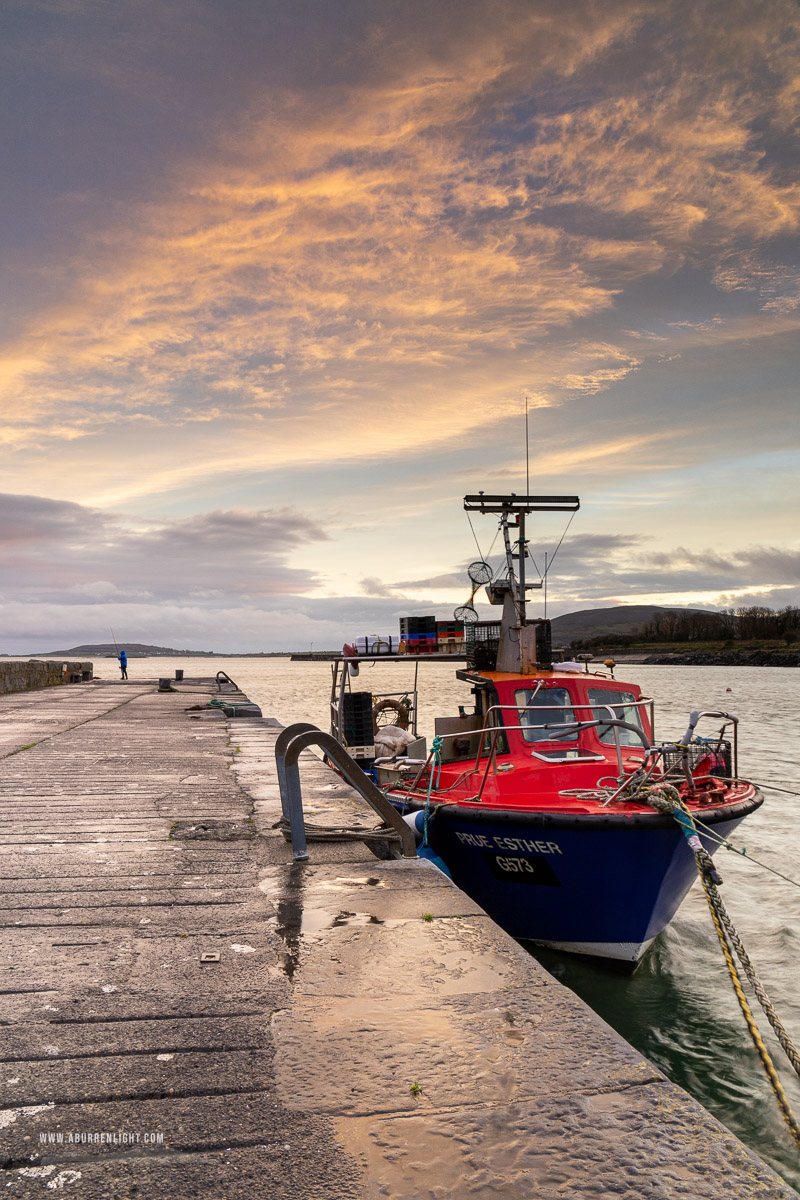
587,688,644,746
515,687,577,743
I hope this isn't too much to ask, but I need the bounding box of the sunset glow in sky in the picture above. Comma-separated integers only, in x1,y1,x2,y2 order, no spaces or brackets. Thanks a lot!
1,0,799,652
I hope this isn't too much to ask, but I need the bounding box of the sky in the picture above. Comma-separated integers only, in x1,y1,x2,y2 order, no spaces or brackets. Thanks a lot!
1,0,798,652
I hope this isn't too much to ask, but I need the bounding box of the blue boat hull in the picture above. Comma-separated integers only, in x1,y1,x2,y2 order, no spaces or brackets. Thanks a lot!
422,799,760,963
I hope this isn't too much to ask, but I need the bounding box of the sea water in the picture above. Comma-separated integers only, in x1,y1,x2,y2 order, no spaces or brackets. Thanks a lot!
107,655,800,1187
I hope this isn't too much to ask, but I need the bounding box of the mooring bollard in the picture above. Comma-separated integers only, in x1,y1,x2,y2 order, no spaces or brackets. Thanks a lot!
175,669,184,681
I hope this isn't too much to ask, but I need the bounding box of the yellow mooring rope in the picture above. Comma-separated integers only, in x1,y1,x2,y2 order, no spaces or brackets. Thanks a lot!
699,870,800,1147
639,783,800,1147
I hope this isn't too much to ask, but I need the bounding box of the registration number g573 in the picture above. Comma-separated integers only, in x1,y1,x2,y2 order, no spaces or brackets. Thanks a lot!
482,852,561,886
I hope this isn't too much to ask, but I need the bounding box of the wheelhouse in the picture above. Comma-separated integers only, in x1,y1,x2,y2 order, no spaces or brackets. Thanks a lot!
457,670,653,764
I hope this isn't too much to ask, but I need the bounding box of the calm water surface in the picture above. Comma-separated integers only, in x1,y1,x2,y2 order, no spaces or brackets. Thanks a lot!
107,656,800,1186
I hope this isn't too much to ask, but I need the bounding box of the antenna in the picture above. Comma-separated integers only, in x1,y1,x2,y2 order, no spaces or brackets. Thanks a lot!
525,395,530,495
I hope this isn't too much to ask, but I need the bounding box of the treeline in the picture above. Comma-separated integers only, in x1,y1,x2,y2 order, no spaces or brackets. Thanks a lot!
644,605,800,643
571,605,800,651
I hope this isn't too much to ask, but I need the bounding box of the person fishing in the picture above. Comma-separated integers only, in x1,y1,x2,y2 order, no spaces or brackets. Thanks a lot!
118,649,128,680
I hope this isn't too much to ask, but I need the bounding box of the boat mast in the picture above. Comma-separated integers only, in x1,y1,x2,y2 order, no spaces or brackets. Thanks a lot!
464,494,580,670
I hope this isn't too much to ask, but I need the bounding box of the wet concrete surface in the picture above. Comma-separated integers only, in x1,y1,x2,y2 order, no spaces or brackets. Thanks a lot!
0,680,796,1198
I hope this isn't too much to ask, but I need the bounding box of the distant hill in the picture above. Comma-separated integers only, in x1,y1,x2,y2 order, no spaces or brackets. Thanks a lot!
34,643,218,657
31,643,292,658
549,605,699,647
35,610,698,657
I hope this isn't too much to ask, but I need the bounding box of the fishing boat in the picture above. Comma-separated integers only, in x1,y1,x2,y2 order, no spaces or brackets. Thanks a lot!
328,493,763,966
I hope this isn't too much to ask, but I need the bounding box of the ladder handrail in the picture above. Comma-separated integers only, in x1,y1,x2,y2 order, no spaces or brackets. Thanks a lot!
275,723,417,862
275,723,319,831
216,670,238,692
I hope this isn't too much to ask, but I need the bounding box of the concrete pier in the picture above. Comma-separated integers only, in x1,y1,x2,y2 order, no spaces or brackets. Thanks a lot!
0,678,796,1199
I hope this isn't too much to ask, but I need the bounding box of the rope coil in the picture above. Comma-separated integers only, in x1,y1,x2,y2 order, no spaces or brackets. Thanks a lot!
272,816,400,844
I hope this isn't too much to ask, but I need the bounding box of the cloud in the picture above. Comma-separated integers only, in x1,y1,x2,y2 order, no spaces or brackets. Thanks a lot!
359,576,401,597
1,0,798,501
0,493,327,601
641,545,800,584
1,488,798,653
393,571,469,590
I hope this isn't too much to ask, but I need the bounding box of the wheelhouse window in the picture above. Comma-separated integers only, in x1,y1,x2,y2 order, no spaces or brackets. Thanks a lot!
587,688,644,746
515,687,577,743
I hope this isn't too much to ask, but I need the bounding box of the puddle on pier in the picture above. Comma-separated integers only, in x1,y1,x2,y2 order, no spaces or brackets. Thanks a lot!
263,870,397,980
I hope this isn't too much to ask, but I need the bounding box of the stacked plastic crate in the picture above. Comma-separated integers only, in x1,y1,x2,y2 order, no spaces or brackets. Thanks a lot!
436,620,465,654
341,692,375,759
399,615,437,654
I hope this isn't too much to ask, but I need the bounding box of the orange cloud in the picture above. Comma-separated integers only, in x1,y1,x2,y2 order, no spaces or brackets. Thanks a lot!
1,1,798,501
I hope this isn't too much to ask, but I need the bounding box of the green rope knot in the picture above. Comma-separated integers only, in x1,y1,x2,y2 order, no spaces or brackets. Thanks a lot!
422,736,444,847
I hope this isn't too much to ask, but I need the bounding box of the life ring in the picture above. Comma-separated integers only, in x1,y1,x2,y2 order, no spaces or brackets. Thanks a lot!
372,698,410,732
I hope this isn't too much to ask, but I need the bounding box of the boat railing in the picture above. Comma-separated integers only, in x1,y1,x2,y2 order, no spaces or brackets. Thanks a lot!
479,698,653,771
405,716,737,809
482,696,654,734
396,713,648,803
328,657,420,743
592,710,740,806
680,709,739,778
462,715,652,801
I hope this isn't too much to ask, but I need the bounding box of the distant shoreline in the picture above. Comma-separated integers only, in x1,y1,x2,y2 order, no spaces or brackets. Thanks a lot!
609,650,799,667
5,648,798,668
15,652,304,662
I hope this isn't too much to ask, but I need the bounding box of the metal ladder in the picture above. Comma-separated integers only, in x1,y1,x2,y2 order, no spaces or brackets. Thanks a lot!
275,723,417,862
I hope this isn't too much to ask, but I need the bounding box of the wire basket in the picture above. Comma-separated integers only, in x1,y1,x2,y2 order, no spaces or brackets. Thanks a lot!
465,622,502,670
662,739,732,778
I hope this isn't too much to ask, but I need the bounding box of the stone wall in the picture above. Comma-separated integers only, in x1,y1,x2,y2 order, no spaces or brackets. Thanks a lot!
0,661,94,695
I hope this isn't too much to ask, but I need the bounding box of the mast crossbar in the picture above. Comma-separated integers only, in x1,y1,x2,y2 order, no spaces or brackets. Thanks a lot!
464,494,579,514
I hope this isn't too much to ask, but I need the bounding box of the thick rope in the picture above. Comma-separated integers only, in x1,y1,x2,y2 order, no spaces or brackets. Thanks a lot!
700,877,800,1145
273,816,400,844
643,783,800,1146
703,876,800,1080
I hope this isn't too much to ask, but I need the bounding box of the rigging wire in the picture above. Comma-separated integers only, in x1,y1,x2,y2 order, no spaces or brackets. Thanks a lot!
543,508,578,577
759,782,800,798
465,511,502,576
485,523,502,563
523,509,577,581
465,510,485,561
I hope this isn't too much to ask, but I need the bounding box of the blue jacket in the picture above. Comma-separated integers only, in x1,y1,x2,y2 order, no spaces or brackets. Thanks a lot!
119,652,127,666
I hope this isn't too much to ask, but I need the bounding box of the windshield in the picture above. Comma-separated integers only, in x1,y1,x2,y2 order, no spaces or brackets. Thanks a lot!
586,688,644,746
515,687,577,743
